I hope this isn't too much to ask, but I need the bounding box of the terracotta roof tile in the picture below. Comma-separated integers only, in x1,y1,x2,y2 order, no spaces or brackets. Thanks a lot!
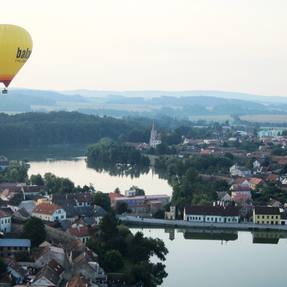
33,203,62,215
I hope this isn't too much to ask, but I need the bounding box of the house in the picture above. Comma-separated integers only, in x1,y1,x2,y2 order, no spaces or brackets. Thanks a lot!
70,248,106,283
248,178,264,190
18,200,36,215
5,258,28,284
0,239,31,257
265,173,279,184
52,193,93,221
68,223,90,244
32,260,64,287
114,194,170,215
66,275,91,287
33,246,65,268
0,210,11,233
0,156,9,171
253,206,281,225
258,129,282,138
32,203,66,222
253,160,261,170
216,192,232,206
230,164,251,177
231,191,252,204
52,193,92,208
183,205,240,223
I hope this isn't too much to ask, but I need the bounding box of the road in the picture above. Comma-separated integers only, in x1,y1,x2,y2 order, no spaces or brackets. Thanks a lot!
119,215,287,232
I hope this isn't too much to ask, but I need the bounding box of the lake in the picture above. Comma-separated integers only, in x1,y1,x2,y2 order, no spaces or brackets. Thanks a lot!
28,157,172,196
131,228,287,287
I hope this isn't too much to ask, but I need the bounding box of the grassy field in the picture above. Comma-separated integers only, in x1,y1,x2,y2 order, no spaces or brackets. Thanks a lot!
189,115,232,122
240,114,287,123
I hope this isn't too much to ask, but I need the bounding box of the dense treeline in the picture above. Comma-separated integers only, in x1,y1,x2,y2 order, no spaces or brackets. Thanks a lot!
0,111,229,148
0,112,150,147
87,138,150,167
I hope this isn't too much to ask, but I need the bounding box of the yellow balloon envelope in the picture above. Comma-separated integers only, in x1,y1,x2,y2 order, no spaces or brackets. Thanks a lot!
0,24,32,87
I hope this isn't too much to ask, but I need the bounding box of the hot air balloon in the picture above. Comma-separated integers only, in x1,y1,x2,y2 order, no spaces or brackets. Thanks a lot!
0,24,32,94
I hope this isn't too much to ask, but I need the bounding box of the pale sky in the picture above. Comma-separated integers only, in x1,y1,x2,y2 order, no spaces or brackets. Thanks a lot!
2,0,287,96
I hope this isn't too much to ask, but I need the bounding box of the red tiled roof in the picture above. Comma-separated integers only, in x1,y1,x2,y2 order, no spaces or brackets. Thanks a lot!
33,203,61,215
66,275,90,287
69,225,89,238
0,210,10,218
249,178,263,185
48,259,64,276
233,177,249,185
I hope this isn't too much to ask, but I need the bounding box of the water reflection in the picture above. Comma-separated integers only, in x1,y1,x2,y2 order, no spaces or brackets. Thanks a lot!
252,231,287,244
162,228,287,245
182,229,238,242
87,161,150,178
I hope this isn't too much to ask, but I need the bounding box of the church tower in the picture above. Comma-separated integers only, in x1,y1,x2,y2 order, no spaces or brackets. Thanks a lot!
149,121,161,148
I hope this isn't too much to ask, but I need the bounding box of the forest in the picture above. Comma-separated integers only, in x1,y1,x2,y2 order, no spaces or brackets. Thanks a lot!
0,111,221,148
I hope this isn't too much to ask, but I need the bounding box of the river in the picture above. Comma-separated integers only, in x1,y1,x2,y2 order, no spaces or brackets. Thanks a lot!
131,228,287,287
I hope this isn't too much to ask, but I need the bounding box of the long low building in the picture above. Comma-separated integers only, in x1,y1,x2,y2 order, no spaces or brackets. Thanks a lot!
0,239,31,257
184,205,240,223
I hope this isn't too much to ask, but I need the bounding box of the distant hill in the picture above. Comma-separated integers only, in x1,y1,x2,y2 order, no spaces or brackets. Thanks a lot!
1,89,287,120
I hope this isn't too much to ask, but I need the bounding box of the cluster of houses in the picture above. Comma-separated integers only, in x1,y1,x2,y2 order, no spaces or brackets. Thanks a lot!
0,180,170,287
0,238,106,287
0,182,112,287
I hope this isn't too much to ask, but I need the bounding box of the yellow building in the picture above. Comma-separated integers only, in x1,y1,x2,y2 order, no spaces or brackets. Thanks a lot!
253,207,281,225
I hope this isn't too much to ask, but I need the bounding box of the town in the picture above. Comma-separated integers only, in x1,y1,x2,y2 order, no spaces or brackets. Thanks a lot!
1,121,287,286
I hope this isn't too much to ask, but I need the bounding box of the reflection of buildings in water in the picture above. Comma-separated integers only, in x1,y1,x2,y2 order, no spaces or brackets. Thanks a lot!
179,229,238,242
164,228,175,241
252,231,286,244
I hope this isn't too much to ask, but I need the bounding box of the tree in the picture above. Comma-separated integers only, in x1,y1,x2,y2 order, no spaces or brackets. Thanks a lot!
44,173,74,194
23,217,46,247
30,174,44,186
103,250,124,272
92,192,111,211
116,202,128,214
0,258,6,275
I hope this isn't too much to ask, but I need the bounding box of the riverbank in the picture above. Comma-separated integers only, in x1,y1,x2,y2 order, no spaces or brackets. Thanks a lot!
119,215,287,232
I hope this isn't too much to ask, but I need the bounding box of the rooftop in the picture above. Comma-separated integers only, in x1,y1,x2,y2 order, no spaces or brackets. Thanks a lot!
0,239,31,247
254,206,280,215
185,205,239,217
33,202,62,215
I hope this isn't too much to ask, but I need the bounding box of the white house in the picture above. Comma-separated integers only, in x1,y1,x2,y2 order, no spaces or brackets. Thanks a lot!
0,210,11,233
184,205,240,224
230,164,251,177
32,203,66,222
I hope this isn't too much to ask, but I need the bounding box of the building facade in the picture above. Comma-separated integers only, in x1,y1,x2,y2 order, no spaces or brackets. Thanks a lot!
253,206,281,225
184,205,240,223
0,210,11,233
32,203,66,222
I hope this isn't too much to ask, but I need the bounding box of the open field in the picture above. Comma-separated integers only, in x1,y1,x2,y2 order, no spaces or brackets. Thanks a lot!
189,115,232,122
240,114,287,123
